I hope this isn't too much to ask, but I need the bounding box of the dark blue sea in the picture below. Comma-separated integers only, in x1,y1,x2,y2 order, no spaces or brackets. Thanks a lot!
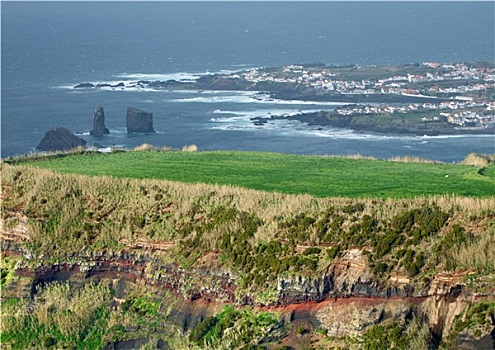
2,1,494,161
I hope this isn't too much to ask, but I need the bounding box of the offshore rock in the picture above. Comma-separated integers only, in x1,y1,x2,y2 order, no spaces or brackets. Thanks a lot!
36,127,87,152
89,105,110,136
74,82,95,88
126,107,155,133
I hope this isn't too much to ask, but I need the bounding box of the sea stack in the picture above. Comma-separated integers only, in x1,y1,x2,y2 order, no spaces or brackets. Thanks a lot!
126,107,155,133
90,105,110,136
36,127,87,152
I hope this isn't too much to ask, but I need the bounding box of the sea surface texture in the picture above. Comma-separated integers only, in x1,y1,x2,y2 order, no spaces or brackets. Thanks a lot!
2,2,494,161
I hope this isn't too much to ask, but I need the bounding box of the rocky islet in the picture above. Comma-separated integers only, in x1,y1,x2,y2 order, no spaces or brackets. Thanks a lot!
36,106,155,151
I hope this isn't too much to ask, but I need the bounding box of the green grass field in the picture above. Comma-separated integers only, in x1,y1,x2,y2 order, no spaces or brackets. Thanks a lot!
24,150,494,198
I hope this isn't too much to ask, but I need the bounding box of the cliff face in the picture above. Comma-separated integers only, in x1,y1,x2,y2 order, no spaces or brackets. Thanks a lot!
277,248,409,303
1,233,487,348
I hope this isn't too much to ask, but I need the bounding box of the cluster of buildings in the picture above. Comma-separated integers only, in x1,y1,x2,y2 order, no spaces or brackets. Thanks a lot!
234,63,495,129
238,63,495,97
337,100,491,115
442,111,492,127
335,100,495,129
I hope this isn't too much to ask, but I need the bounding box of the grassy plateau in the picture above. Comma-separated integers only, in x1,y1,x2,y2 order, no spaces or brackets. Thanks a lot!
11,150,494,198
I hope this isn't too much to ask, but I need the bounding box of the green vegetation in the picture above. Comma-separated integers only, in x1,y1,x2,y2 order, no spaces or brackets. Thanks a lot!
2,150,495,349
7,150,494,198
0,280,201,350
441,300,495,349
2,161,494,293
1,282,113,349
0,257,19,289
360,314,432,350
189,305,280,348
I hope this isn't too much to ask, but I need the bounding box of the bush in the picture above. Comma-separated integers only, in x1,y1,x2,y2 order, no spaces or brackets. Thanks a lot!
182,144,198,152
189,316,217,343
326,245,341,260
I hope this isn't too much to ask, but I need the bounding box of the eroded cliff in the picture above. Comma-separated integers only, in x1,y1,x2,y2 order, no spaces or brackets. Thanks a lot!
1,163,494,349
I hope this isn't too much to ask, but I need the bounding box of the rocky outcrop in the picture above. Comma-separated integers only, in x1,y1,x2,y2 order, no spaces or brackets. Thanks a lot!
316,298,414,337
2,242,237,304
36,127,87,152
277,248,414,304
90,105,110,136
74,82,95,88
2,234,493,348
1,212,493,349
126,107,155,133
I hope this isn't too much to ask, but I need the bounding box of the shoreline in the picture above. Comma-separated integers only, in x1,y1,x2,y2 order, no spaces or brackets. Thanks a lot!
250,111,495,137
72,61,495,138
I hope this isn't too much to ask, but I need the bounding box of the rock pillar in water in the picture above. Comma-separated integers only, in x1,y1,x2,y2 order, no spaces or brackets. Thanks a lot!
90,105,110,136
126,107,155,133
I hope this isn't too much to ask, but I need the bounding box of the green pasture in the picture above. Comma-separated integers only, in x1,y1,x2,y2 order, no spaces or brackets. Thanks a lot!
25,151,494,198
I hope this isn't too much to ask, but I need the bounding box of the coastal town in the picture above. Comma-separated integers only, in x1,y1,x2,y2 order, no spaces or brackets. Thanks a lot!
74,61,495,133
234,62,495,130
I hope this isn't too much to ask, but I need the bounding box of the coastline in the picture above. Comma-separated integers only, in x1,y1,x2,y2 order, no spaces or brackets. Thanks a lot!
250,111,495,137
72,61,495,139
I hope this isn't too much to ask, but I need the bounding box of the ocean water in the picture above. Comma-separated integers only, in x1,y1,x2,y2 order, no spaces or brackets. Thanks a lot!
2,2,494,161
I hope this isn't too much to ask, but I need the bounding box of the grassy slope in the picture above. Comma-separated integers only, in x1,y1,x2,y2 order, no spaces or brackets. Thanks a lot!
26,150,494,198
2,155,495,349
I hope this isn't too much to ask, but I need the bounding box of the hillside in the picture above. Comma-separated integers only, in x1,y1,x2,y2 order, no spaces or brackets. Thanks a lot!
1,150,495,349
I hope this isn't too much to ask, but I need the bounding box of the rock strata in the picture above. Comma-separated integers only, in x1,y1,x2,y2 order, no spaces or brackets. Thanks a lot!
126,107,155,133
90,105,110,136
36,127,87,152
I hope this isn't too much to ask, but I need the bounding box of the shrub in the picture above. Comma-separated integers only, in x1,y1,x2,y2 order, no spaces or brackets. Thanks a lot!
461,153,490,167
326,245,341,260
182,144,198,152
189,316,217,343
134,143,156,151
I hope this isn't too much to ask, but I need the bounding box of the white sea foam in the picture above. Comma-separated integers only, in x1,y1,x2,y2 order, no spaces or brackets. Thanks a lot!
114,68,248,82
209,108,325,125
419,134,494,139
170,91,345,106
209,111,431,141
56,84,82,90
212,109,246,115
169,92,265,104
110,129,127,135
115,72,200,82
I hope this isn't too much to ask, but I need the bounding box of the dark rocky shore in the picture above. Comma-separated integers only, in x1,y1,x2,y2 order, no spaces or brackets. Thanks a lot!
251,111,495,137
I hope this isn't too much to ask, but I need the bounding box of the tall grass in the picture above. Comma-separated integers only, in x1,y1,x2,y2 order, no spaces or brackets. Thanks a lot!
1,282,112,349
451,226,495,273
3,164,494,261
388,156,439,164
461,153,494,167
